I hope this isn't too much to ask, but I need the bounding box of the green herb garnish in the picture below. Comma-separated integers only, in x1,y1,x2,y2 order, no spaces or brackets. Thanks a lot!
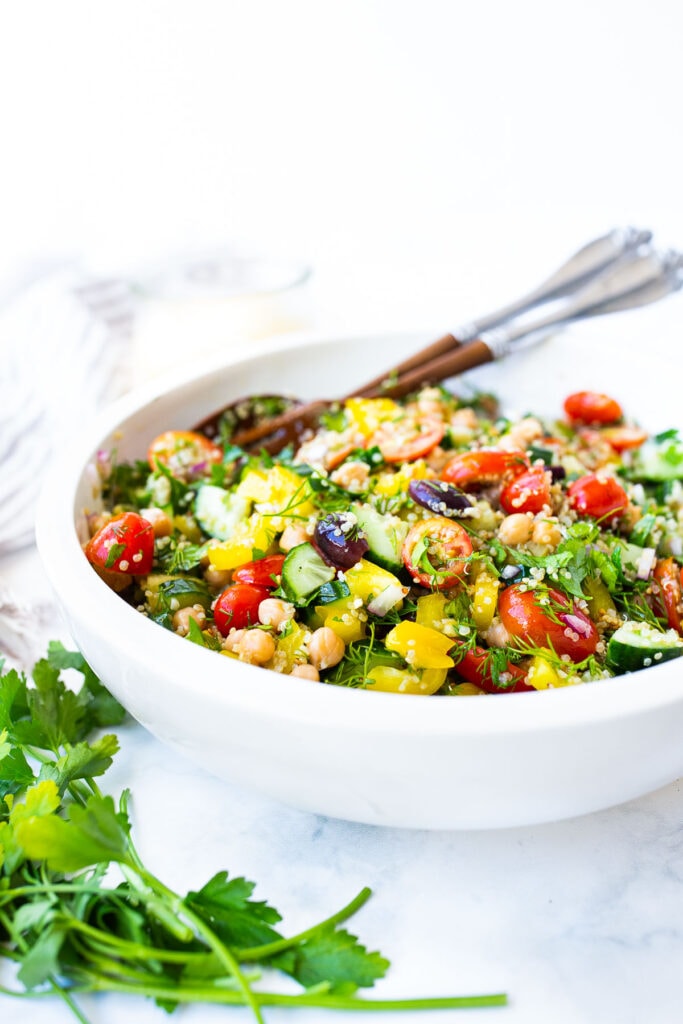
0,645,506,1021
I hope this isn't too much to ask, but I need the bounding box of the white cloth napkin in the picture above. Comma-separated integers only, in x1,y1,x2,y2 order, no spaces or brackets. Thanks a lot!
0,268,134,555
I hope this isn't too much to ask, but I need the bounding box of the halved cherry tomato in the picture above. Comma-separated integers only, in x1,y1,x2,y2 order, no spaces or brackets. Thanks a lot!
454,645,533,693
326,441,358,471
500,467,551,515
601,426,649,452
564,391,623,425
213,583,271,636
652,558,683,635
567,473,628,522
232,554,286,588
370,416,445,463
498,584,598,661
148,430,223,476
85,511,154,576
440,449,528,489
402,517,473,590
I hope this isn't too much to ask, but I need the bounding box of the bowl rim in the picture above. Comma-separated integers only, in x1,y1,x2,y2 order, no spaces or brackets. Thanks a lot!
36,327,683,737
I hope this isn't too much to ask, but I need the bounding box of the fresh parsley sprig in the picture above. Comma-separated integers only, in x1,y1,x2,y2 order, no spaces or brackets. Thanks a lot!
0,645,507,1022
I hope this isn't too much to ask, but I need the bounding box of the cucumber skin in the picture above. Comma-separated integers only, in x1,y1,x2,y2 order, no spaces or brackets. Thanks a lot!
353,504,406,574
281,543,335,604
195,485,249,540
606,625,683,673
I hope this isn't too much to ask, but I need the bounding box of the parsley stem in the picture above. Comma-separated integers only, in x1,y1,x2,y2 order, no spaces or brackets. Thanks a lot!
61,917,205,965
0,910,92,1024
82,976,507,1010
131,864,266,1024
238,885,373,961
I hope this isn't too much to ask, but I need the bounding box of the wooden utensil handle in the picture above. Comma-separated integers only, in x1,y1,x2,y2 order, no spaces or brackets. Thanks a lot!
350,332,461,398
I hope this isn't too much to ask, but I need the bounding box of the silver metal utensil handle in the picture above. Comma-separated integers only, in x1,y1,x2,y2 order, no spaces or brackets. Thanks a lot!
480,247,683,359
453,226,652,343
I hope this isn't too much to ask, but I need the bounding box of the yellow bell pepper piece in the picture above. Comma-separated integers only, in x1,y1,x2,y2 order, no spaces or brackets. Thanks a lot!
237,466,315,523
366,666,446,695
471,573,500,630
526,654,575,690
207,514,275,571
315,596,366,643
274,622,309,673
344,559,406,604
450,682,486,696
345,397,400,439
373,459,434,497
416,593,447,631
384,620,455,669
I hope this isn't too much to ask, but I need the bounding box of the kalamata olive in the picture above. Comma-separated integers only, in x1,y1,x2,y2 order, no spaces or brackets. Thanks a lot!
500,564,528,586
408,478,473,517
549,465,566,482
313,513,369,570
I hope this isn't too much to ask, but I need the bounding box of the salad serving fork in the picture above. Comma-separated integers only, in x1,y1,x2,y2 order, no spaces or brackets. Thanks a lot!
218,231,683,452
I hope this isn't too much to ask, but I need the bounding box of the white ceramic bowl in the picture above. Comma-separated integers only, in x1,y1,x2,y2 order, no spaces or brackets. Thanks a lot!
36,327,683,829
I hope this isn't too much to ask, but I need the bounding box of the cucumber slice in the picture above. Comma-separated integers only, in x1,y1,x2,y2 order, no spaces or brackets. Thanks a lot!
630,437,683,482
353,504,406,573
606,620,683,672
281,543,336,604
195,485,250,540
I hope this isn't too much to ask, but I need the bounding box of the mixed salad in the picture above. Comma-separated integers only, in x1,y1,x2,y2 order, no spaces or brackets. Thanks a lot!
84,386,683,695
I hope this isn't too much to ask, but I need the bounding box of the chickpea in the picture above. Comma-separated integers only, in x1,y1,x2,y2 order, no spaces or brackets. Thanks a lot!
416,387,446,418
222,628,245,652
290,663,320,681
279,523,310,551
258,598,295,631
497,513,533,546
172,604,207,636
531,518,563,549
450,407,479,431
499,417,544,451
330,461,370,492
239,629,276,665
484,617,511,649
204,565,232,589
141,507,173,538
308,627,346,670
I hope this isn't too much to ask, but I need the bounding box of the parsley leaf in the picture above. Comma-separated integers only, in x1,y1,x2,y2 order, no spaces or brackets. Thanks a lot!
0,647,506,1019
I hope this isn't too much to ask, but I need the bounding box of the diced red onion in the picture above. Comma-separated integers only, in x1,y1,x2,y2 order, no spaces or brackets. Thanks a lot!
559,612,593,638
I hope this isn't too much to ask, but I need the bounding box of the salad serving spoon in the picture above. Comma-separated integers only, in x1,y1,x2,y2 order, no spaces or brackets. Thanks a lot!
196,233,682,453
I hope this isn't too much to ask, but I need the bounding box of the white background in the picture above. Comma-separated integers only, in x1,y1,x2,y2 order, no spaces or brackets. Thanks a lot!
1,1,682,325
2,4,683,1024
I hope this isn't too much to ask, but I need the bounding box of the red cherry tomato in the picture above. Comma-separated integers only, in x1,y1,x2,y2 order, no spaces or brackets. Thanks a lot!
85,511,154,576
325,441,357,471
564,391,623,426
500,467,552,515
213,584,271,636
402,517,473,590
567,474,628,522
454,645,533,693
371,416,445,463
601,426,649,452
147,430,223,476
441,449,528,489
498,584,598,662
232,555,286,588
652,558,683,635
